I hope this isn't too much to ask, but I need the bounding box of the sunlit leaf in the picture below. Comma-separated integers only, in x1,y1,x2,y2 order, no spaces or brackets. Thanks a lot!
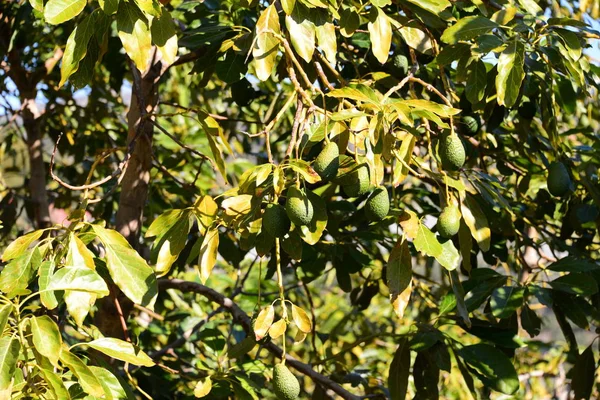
198,226,219,284
254,305,274,340
291,304,312,333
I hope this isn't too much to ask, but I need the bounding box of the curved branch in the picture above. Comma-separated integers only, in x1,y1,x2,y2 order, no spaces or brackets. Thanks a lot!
158,279,361,400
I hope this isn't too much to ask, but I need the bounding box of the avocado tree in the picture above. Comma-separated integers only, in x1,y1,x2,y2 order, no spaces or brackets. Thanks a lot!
1,0,600,398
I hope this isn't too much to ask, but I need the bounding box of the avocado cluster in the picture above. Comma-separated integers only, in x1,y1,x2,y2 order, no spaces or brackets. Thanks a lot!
336,162,371,197
273,363,300,400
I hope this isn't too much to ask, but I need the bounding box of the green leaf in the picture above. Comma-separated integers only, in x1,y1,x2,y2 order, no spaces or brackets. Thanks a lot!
1,229,44,261
198,226,220,284
398,23,433,54
414,223,442,258
29,0,44,12
84,338,154,367
299,190,328,245
286,4,315,63
117,1,152,73
59,349,105,397
388,338,410,400
571,343,596,400
0,337,20,393
549,273,599,296
327,84,380,105
152,9,178,65
339,6,360,38
387,240,412,319
89,366,132,400
490,286,524,319
99,0,119,14
65,290,97,327
49,266,109,296
44,0,86,25
281,0,295,14
449,270,471,327
252,4,280,81
436,43,471,66
466,59,487,104
39,369,70,399
403,0,450,14
133,0,161,16
64,234,98,326
460,194,491,252
91,225,158,308
458,343,519,395
0,304,11,336
520,304,541,338
441,16,499,44
368,7,392,64
0,247,41,298
39,261,58,309
547,256,600,272
31,316,62,367
495,39,525,108
435,239,460,271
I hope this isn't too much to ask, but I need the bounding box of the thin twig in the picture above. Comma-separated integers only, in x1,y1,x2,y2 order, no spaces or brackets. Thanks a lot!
285,99,304,158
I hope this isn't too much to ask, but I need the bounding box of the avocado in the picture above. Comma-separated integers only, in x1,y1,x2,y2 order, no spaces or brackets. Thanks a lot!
313,142,340,180
461,115,479,136
439,134,466,171
285,187,314,226
262,204,291,238
518,102,536,120
341,164,371,197
391,54,409,77
437,205,461,238
365,187,390,221
273,363,300,400
547,162,571,197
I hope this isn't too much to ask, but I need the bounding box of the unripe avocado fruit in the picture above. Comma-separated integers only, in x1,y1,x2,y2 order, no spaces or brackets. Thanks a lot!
437,205,461,238
461,115,480,136
286,187,314,226
273,364,300,400
340,164,371,197
262,204,291,238
313,142,340,180
439,134,466,171
365,187,390,221
391,54,409,76
547,162,571,197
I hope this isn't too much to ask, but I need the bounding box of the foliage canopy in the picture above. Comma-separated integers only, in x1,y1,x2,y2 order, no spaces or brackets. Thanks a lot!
1,0,600,398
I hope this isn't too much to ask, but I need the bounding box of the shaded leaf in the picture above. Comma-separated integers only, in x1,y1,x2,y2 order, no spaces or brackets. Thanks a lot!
387,240,412,319
550,273,598,296
388,338,410,400
571,344,595,400
490,286,524,319
458,343,519,395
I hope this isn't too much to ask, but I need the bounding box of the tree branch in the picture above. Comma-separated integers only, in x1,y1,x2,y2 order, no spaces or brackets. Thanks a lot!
158,279,361,400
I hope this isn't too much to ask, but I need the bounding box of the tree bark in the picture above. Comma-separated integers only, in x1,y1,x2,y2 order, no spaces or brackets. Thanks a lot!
95,60,163,338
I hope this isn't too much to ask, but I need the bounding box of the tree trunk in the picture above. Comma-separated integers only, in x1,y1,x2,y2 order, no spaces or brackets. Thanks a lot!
95,61,163,338
22,97,51,229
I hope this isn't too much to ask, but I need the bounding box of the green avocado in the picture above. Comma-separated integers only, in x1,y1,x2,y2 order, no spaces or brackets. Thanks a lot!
365,187,390,221
547,161,571,197
439,134,466,171
391,54,409,76
437,205,461,238
273,363,300,400
461,115,479,136
313,142,340,180
262,203,291,238
340,164,371,197
286,187,314,226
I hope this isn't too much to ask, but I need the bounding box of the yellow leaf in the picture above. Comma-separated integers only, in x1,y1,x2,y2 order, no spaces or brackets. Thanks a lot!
254,305,275,340
194,377,212,398
221,195,253,218
198,227,219,284
116,2,152,73
368,7,391,64
294,329,307,344
67,233,95,270
253,5,280,81
398,210,419,240
460,193,491,252
194,195,218,235
269,319,287,339
291,304,312,333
